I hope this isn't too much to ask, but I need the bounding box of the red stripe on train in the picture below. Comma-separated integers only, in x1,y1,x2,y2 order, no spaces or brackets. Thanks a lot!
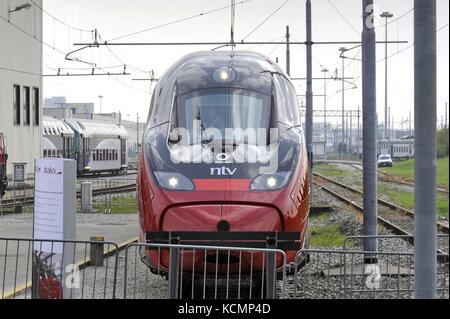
193,179,251,191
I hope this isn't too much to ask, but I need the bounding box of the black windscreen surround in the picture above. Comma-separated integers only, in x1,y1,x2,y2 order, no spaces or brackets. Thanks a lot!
142,51,304,189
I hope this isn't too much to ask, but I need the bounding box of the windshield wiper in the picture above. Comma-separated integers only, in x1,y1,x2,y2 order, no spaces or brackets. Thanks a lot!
195,104,214,145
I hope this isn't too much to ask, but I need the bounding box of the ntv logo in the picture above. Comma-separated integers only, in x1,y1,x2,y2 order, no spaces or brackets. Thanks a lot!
210,167,237,176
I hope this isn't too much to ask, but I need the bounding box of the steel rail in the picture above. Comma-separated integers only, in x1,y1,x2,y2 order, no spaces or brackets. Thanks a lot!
313,174,448,258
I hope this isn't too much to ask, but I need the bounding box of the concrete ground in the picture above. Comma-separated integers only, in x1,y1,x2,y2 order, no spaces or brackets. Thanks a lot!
0,212,139,297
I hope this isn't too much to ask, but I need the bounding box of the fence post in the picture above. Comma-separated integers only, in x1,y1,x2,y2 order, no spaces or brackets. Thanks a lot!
168,234,180,299
265,235,277,299
90,236,105,266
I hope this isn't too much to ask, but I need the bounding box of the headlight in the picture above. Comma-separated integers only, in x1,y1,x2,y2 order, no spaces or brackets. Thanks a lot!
146,142,195,191
250,172,291,191
154,171,194,191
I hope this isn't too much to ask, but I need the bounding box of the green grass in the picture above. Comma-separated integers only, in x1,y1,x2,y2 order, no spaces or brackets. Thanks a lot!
309,224,346,248
92,195,137,214
314,164,352,179
378,183,448,218
381,157,449,189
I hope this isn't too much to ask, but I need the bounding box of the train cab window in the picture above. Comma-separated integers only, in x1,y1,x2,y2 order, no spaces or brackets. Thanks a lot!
173,88,272,146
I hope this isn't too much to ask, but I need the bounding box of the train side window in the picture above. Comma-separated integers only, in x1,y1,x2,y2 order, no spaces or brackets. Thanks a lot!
283,78,301,126
273,75,299,127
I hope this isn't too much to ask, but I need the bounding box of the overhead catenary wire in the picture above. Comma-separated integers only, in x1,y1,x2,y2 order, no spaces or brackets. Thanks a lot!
327,0,360,36
241,0,290,41
106,0,252,43
0,13,67,56
319,23,448,109
0,65,42,76
29,0,93,33
1,4,152,96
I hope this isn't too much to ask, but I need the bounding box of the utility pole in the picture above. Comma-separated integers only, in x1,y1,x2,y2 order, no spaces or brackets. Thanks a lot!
322,68,329,160
357,105,361,156
362,0,378,262
414,0,437,299
339,48,346,154
409,111,412,158
350,111,353,154
305,0,313,174
391,115,394,140
286,26,291,76
445,102,448,130
381,11,394,140
345,113,349,156
387,106,391,153
136,113,140,154
98,95,103,114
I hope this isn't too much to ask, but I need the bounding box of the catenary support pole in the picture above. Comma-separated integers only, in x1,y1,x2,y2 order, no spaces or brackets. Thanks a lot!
414,0,437,299
305,0,313,176
409,111,412,158
362,0,378,262
322,68,329,160
286,26,291,76
357,105,361,156
445,102,448,130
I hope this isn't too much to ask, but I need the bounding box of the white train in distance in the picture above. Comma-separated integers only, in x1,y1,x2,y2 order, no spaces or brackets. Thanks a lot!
377,137,414,159
42,116,128,176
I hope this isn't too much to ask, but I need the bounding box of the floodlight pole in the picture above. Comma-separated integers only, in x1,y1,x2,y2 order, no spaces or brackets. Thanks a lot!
362,0,378,262
414,0,437,299
305,0,313,177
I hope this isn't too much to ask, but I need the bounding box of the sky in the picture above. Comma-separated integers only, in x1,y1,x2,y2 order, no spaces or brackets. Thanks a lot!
41,0,449,127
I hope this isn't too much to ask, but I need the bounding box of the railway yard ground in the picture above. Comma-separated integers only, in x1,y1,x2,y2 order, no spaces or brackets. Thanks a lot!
314,161,449,220
0,164,448,299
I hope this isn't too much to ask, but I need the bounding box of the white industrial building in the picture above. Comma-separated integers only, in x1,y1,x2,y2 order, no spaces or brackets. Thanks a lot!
0,0,43,178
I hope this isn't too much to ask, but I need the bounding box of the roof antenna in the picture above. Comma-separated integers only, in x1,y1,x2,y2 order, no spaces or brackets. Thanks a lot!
230,0,236,50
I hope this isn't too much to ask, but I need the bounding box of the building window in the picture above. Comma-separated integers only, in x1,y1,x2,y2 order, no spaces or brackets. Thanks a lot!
33,88,39,125
23,87,30,126
13,85,20,125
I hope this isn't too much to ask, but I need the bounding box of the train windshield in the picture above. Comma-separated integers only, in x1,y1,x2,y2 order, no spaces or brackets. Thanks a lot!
172,88,273,146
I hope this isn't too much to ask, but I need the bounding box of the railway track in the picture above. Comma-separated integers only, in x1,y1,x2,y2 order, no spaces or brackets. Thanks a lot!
325,161,450,194
0,183,137,209
348,163,449,194
313,172,449,256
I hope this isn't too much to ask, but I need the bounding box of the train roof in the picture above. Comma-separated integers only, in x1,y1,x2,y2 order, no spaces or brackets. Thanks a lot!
157,50,285,96
43,116,75,137
64,119,128,138
148,50,295,126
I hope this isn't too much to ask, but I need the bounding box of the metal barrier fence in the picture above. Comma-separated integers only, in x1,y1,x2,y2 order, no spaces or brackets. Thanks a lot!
290,248,449,299
0,237,119,299
0,178,137,215
105,179,137,214
343,234,449,254
1,236,449,299
122,242,287,299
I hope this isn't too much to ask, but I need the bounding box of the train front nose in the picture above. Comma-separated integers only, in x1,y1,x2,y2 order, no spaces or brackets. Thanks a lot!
162,204,281,232
159,203,283,273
